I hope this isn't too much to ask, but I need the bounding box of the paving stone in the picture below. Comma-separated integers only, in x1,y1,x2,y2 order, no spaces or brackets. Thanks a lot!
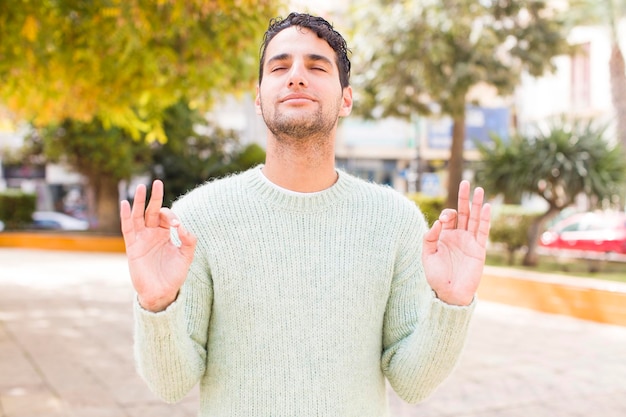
0,384,64,417
2,248,626,417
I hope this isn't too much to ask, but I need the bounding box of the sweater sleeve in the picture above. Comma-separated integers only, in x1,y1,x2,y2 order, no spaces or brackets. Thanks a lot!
381,210,475,404
133,269,212,403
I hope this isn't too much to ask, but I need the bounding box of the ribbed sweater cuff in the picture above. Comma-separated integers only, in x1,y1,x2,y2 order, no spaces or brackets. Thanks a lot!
133,294,185,340
428,292,476,329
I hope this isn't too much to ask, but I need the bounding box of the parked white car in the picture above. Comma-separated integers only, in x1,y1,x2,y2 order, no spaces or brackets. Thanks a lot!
31,211,90,231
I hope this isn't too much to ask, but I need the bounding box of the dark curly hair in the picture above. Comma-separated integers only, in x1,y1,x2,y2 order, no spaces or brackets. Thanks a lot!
259,12,351,88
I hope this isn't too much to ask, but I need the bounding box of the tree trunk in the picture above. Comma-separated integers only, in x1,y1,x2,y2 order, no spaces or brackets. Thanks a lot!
609,43,626,149
89,175,121,234
507,248,516,266
446,110,465,209
446,112,466,209
522,208,560,266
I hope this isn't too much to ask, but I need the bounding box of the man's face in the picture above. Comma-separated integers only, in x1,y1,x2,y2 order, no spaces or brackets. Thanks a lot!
255,26,352,142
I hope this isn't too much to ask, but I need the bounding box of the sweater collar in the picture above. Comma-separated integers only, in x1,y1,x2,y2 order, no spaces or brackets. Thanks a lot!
244,165,354,212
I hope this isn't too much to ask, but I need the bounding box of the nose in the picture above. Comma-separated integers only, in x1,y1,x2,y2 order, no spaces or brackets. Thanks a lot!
287,61,308,88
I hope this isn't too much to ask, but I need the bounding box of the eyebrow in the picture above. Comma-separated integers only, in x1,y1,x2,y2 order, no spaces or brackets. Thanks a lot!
266,53,334,68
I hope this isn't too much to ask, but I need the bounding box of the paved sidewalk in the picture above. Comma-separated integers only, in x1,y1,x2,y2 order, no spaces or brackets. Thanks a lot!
1,248,625,417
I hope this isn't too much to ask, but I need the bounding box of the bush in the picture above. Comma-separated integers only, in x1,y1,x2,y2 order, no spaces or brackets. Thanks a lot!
0,190,36,230
406,193,445,227
490,205,542,264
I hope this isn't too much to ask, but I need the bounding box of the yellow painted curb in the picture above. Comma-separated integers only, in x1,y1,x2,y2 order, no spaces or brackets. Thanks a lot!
0,232,125,253
480,266,626,327
1,234,625,327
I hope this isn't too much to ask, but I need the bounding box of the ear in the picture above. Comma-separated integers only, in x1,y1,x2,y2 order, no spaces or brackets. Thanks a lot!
255,85,262,115
339,86,353,117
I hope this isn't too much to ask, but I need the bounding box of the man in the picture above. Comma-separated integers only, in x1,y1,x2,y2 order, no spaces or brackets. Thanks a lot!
120,12,491,417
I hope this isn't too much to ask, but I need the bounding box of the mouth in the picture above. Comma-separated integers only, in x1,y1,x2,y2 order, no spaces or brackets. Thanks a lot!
280,93,316,104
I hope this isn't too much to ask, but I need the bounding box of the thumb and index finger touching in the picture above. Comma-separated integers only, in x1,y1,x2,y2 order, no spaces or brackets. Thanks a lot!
423,180,492,254
120,180,196,250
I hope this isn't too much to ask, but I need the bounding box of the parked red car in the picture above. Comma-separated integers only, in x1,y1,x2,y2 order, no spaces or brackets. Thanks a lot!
540,211,626,254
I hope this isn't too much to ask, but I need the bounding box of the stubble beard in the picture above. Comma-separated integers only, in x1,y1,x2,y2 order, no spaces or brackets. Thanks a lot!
261,99,341,146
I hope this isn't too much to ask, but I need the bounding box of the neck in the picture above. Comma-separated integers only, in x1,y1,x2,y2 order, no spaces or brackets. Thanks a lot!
262,133,337,193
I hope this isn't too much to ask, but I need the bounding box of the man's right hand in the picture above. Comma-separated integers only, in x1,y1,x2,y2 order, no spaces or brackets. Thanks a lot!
120,180,197,312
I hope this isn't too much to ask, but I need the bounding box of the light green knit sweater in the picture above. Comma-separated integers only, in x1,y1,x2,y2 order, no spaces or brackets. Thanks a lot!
134,166,475,417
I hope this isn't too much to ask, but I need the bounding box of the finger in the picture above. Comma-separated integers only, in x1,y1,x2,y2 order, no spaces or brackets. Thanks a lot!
131,183,147,230
159,208,198,259
120,200,135,247
467,186,485,236
176,222,198,261
145,180,164,228
422,220,442,256
439,208,457,230
476,203,492,248
457,180,471,230
158,207,181,229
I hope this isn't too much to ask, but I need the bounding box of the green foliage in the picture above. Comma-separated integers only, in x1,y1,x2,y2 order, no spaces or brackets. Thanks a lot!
472,135,526,204
475,117,626,210
0,0,279,141
149,101,266,206
17,98,264,231
490,205,542,264
34,119,147,182
475,116,626,265
0,190,36,230
566,0,626,32
349,0,570,208
406,193,445,227
349,0,571,120
19,118,152,233
234,143,266,171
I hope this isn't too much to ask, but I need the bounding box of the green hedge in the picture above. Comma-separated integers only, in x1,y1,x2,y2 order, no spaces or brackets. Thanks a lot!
406,193,445,227
0,190,36,230
490,204,542,264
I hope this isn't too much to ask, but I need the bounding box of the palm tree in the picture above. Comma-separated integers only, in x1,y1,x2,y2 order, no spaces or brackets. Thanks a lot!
473,135,527,205
475,117,626,266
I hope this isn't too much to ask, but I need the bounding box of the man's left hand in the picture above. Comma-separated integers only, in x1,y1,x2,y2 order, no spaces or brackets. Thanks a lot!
422,181,491,306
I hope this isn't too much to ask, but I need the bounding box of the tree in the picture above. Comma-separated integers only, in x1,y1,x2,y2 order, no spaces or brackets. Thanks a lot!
21,100,265,233
470,135,527,205
30,119,149,233
0,0,276,141
349,0,571,208
474,117,626,266
148,101,266,207
0,1,277,232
